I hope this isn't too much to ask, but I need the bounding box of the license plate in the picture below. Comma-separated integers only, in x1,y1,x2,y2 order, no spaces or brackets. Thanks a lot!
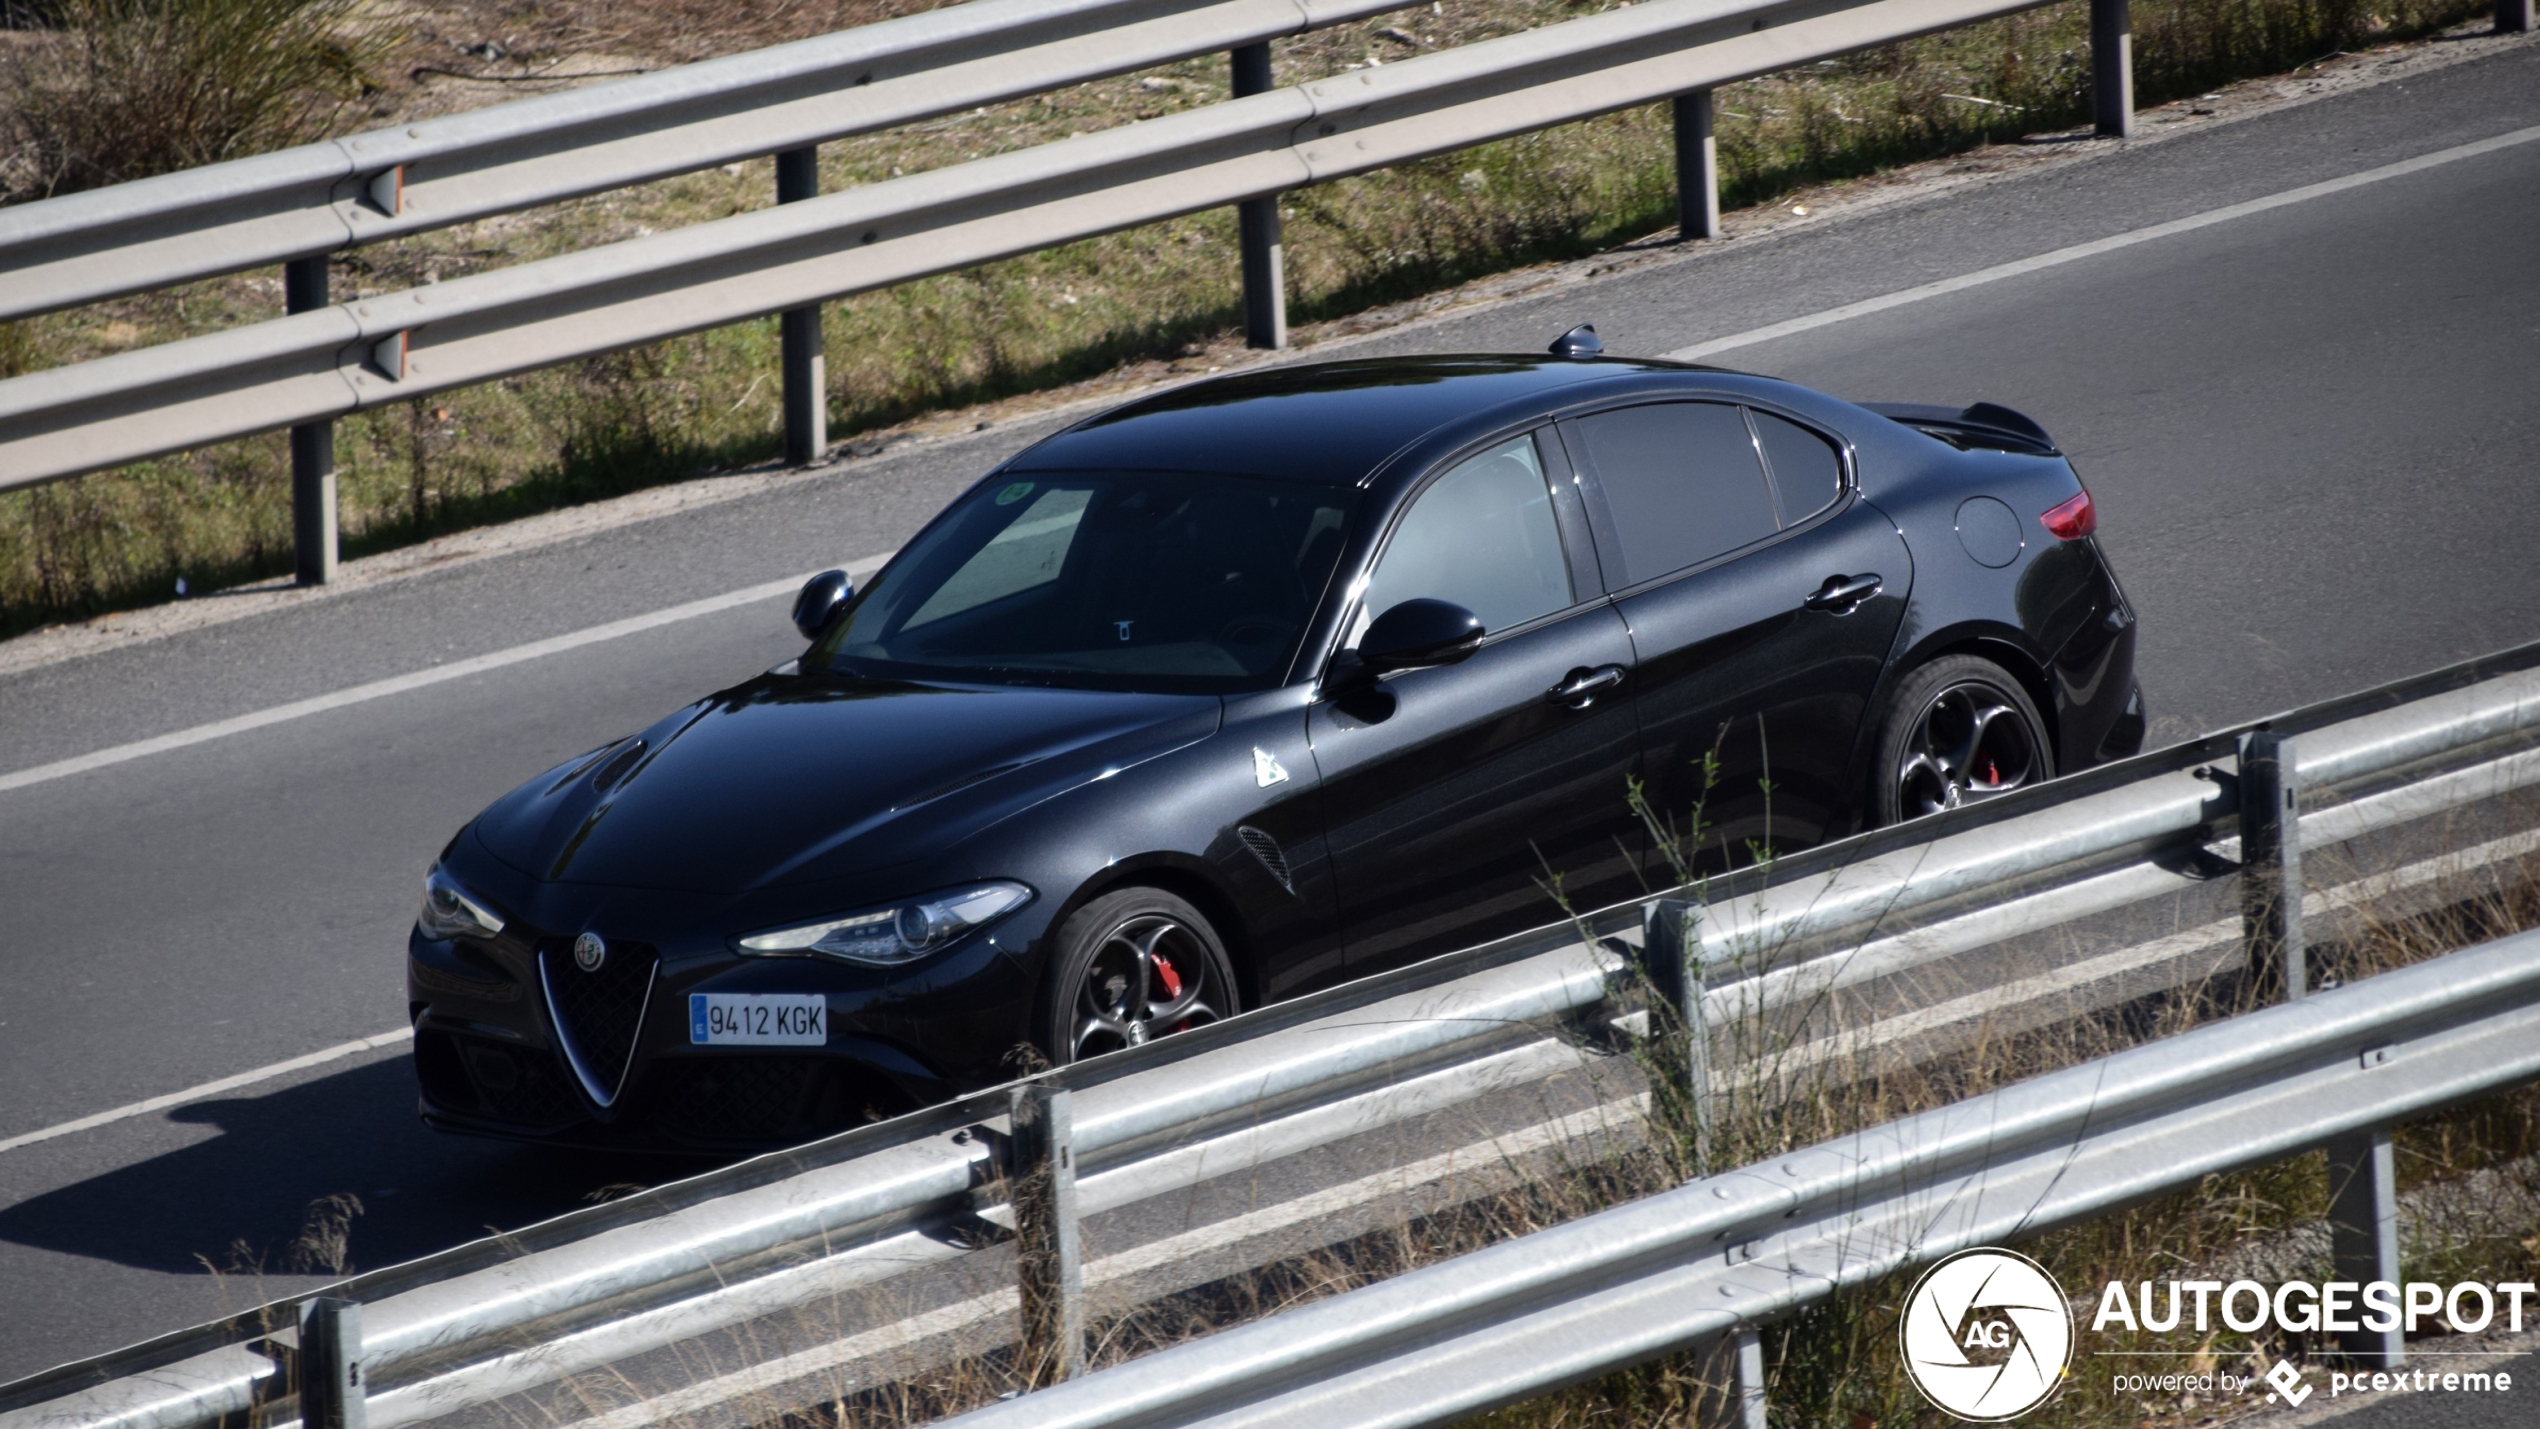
688,993,827,1046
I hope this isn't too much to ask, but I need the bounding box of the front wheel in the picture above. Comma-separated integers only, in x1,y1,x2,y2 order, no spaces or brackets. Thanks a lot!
1038,888,1239,1064
1870,654,2053,826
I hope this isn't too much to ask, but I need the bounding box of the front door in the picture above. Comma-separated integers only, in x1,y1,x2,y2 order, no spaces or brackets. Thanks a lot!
1308,432,1643,974
1560,401,1912,873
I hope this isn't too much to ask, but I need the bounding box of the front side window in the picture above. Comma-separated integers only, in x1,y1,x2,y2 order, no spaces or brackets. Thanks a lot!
1352,434,1572,644
812,471,1355,692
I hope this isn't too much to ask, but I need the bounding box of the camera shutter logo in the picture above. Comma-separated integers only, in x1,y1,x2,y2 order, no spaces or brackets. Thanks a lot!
573,932,608,973
1901,1248,2073,1420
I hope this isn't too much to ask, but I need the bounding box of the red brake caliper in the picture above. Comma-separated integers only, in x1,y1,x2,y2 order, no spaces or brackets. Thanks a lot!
1151,951,1184,1002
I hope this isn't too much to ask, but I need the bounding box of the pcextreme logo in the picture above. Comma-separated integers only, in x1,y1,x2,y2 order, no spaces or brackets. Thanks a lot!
1901,1248,2075,1421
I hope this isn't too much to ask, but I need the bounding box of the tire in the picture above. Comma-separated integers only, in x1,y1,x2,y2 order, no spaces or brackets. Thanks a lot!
1038,887,1240,1064
1869,654,2053,827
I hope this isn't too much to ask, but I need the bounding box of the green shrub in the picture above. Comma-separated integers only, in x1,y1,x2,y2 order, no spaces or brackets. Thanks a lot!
1,0,393,199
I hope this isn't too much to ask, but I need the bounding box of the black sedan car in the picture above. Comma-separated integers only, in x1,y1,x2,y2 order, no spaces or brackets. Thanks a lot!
408,335,2143,1150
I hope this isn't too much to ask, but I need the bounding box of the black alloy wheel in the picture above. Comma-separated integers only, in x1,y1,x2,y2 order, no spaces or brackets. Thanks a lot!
1042,888,1239,1063
1873,654,2053,825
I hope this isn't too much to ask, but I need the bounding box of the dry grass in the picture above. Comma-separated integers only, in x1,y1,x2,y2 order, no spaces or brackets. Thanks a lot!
1469,806,2540,1429
0,0,2493,641
0,0,399,197
440,777,2540,1429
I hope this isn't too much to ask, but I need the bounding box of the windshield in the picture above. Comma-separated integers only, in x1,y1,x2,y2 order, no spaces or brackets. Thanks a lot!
811,470,1357,692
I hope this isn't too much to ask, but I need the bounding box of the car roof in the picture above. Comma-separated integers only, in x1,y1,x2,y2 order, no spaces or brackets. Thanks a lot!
1005,354,1704,486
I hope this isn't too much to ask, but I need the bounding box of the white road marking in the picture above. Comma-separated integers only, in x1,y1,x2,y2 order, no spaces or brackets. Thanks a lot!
1664,122,2540,362
0,1027,414,1155
13,128,2536,799
0,554,889,796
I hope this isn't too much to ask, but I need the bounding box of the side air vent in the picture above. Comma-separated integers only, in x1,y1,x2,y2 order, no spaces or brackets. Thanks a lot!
1236,825,1295,894
538,939,660,1108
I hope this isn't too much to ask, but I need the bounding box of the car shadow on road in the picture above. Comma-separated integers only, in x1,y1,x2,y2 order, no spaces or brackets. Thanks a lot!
0,1055,723,1278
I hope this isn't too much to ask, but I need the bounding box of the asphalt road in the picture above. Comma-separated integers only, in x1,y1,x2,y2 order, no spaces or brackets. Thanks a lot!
2,35,2537,1403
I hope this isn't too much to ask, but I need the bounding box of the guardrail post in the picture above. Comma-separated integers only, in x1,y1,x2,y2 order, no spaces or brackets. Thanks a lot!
2239,729,2305,1001
2090,0,2134,138
284,256,338,586
2502,0,2534,32
1231,43,1287,350
1010,1082,1085,1386
775,147,828,465
1640,898,1713,1171
2326,1129,2404,1368
296,1297,367,1429
1732,1325,1767,1428
1673,91,1720,241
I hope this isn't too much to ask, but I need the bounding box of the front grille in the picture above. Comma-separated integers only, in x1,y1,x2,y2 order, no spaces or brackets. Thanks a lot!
415,1029,580,1128
538,938,660,1106
646,1058,908,1148
651,1057,823,1144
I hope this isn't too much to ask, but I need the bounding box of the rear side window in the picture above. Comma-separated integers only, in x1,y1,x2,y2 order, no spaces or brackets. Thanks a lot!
1567,402,1777,586
1355,434,1571,642
1751,410,1845,524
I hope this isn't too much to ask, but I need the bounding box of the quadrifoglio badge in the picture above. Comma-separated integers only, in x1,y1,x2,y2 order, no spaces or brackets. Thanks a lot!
1899,1247,2534,1420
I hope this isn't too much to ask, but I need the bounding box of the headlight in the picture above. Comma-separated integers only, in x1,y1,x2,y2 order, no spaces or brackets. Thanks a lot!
737,882,1033,966
418,864,506,941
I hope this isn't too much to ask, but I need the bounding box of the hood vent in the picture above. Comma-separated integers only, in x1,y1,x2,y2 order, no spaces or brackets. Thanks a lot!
590,739,649,793
1236,825,1295,894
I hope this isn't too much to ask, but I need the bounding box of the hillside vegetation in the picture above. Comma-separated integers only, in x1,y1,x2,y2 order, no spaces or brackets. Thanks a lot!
0,0,2488,639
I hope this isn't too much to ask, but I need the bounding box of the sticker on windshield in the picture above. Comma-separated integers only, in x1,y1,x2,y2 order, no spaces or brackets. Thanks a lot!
995,481,1036,506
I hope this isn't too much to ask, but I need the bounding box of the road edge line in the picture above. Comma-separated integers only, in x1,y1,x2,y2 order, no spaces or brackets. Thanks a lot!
0,555,888,797
0,1027,416,1155
1664,122,2540,361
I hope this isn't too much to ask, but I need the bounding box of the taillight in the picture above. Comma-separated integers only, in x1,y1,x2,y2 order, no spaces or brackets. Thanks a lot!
2040,489,2096,540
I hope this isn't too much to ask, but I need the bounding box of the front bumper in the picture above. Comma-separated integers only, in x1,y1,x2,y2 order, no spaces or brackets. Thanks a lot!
407,913,1038,1152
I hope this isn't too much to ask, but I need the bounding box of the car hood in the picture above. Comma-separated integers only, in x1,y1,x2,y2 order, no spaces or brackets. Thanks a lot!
474,674,1221,894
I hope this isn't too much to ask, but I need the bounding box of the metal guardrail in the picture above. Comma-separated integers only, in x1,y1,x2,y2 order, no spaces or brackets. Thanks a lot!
0,0,1417,322
943,920,2540,1429
2,0,2105,490
9,639,2540,1429
3,0,2527,573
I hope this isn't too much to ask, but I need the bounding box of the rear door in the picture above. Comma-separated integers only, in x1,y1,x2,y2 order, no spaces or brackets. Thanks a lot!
1308,432,1643,974
1559,401,1910,871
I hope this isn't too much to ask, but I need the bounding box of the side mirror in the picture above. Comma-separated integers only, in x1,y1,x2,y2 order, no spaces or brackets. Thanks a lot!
1357,598,1485,674
792,569,853,642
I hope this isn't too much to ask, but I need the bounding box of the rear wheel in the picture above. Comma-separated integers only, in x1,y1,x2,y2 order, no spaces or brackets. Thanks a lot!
1039,888,1239,1064
1871,654,2052,826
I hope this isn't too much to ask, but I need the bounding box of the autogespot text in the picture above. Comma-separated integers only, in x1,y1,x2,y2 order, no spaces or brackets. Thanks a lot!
2093,1277,2540,1337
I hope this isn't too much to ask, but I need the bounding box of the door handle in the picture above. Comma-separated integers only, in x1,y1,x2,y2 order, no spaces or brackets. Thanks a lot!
1803,572,1884,615
1546,664,1627,709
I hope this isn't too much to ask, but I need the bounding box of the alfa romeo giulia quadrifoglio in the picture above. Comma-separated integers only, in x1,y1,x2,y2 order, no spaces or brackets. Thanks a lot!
407,331,2144,1151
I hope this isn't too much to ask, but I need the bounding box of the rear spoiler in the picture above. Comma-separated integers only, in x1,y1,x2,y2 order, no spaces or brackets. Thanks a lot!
1859,400,2059,457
